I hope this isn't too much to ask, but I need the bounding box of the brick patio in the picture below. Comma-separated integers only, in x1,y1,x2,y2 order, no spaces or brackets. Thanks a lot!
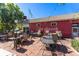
0,37,79,56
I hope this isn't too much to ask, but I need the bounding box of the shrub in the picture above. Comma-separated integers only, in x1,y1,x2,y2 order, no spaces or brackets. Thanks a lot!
71,39,79,52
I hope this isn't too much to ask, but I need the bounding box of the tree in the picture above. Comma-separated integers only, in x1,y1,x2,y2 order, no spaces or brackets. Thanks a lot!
0,3,6,32
0,3,24,32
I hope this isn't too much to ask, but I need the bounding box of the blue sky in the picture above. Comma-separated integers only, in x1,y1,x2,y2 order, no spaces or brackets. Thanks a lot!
17,3,79,19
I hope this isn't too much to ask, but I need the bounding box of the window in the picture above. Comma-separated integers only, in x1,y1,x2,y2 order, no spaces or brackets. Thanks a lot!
36,23,40,26
72,28,78,32
72,24,78,27
72,24,79,27
51,22,57,27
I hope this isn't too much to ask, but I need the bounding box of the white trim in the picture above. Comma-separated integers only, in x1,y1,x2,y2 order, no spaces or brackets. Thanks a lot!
72,26,79,37
29,12,79,23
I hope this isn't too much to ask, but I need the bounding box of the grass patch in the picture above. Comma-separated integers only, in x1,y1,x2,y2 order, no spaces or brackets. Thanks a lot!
71,39,79,52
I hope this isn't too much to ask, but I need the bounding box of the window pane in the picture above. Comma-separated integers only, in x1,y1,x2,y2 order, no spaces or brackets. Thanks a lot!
73,28,78,32
51,22,57,27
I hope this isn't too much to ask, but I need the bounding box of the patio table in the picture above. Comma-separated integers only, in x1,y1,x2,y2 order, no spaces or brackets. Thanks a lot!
8,37,17,48
41,35,54,44
8,35,24,49
8,37,16,40
41,33,59,46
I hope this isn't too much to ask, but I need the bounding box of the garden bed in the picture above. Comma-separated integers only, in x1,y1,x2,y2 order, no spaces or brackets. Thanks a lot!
71,39,79,52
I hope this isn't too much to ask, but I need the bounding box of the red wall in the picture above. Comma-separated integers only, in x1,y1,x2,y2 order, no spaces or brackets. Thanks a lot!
57,20,72,37
29,21,58,33
29,20,72,37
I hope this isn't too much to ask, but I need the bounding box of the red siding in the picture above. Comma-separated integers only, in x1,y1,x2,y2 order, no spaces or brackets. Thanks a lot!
29,23,37,32
29,20,77,37
72,19,79,23
57,20,72,37
29,21,57,33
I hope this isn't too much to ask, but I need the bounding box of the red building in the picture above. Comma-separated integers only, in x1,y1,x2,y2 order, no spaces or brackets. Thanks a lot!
29,13,79,37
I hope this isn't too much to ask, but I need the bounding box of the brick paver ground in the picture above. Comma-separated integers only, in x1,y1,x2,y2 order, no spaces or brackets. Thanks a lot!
0,37,79,56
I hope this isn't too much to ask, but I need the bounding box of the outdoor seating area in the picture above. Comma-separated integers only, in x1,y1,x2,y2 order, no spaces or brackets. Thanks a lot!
0,36,78,56
0,29,79,56
1,3,79,56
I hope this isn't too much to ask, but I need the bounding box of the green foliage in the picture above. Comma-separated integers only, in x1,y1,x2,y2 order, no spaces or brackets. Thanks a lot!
0,3,24,32
0,20,5,32
0,21,3,32
16,23,23,30
71,39,79,52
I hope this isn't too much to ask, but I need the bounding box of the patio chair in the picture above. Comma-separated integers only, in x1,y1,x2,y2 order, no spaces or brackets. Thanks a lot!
56,31,63,40
52,33,59,43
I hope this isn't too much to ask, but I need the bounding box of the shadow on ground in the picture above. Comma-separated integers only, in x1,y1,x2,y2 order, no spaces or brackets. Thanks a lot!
22,40,35,46
16,47,27,53
46,44,72,56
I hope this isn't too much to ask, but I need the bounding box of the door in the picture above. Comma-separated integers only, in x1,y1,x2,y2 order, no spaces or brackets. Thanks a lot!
72,24,79,37
72,27,78,37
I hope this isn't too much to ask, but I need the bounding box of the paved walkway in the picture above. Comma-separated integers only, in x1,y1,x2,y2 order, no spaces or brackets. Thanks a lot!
0,49,16,56
0,38,79,56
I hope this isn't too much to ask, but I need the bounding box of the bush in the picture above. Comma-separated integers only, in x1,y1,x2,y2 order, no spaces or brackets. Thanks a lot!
0,21,5,32
71,39,79,52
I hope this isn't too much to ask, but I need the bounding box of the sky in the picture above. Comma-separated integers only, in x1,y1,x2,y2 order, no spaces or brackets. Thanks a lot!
17,3,79,19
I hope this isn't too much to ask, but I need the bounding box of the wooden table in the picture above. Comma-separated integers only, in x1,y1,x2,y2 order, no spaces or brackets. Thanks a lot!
8,35,24,49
